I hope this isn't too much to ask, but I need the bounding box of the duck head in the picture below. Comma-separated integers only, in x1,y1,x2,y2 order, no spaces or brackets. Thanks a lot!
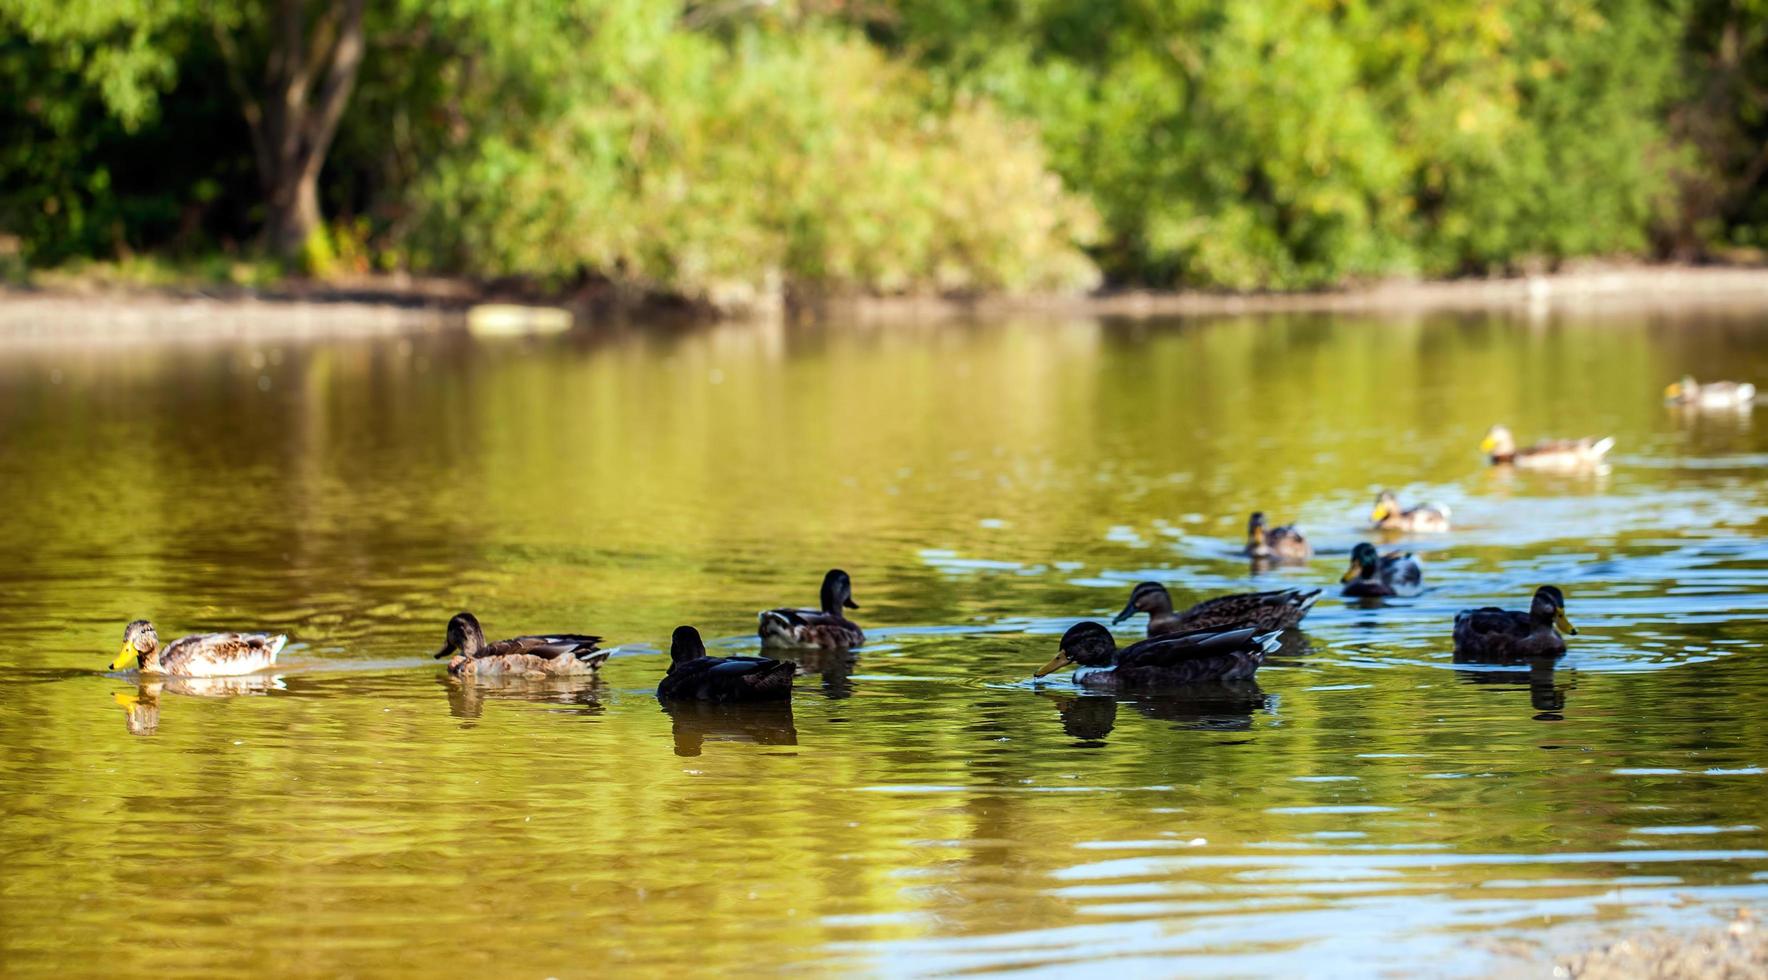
1341,542,1381,583
669,625,706,665
1370,491,1400,525
1035,622,1119,678
820,569,859,614
112,619,160,671
1663,376,1698,401
1246,512,1270,550
435,612,488,659
1480,425,1515,457
1532,586,1577,635
1114,581,1174,624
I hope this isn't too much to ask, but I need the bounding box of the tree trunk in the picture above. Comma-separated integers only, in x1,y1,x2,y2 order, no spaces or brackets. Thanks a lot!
214,0,367,262
266,165,323,259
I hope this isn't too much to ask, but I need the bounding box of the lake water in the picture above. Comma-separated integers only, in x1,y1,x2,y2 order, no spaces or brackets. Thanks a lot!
1,311,1765,976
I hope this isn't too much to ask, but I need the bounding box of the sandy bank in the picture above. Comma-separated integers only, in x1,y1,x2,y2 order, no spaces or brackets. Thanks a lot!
4,263,1768,347
1556,909,1765,978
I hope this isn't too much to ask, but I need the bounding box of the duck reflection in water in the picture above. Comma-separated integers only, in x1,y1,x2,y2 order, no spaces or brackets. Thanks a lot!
1452,653,1572,721
1042,682,1272,743
112,675,286,736
790,646,857,698
663,701,797,758
440,673,607,722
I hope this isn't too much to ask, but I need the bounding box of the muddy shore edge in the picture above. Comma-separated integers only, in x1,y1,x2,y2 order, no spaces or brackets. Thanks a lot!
3,264,1767,347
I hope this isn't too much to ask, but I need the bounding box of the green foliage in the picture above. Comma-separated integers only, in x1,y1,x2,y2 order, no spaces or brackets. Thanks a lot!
872,0,1691,287
0,0,1763,295
411,23,1097,302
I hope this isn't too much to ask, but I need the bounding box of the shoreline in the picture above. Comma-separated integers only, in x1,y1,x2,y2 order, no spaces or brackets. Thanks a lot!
3,263,1768,346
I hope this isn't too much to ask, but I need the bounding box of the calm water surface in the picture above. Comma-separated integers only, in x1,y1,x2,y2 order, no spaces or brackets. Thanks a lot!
1,312,1765,976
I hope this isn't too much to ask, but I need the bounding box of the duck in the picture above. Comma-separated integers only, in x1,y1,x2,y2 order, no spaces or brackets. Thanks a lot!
432,611,608,678
1481,425,1613,469
110,620,285,676
758,569,864,649
1452,586,1577,659
1113,581,1320,636
1033,621,1283,688
657,626,796,703
1244,511,1312,563
1340,542,1424,597
1664,376,1756,410
1370,490,1451,533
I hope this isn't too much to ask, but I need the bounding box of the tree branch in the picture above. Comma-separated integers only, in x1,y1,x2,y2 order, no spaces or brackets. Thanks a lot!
300,0,367,181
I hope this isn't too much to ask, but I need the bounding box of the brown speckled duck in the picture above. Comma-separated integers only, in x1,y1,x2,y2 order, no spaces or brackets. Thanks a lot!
1114,581,1319,636
1481,425,1613,469
432,612,609,678
1034,621,1282,688
1453,586,1576,659
1371,491,1451,533
1244,511,1312,563
110,620,285,677
758,569,864,649
658,626,796,703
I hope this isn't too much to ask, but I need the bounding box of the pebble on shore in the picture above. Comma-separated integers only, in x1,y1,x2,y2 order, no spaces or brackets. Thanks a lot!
1558,909,1764,979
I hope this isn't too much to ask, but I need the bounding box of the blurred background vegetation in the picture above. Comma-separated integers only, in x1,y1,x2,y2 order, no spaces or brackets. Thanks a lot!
2,0,1764,303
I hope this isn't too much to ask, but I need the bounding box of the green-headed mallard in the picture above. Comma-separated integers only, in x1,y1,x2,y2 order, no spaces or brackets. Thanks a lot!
1244,511,1312,563
1665,376,1756,410
1114,581,1320,636
1481,425,1613,469
758,569,864,649
432,611,608,678
1340,542,1423,597
110,620,285,676
658,626,796,703
1371,490,1451,533
1033,621,1282,688
1453,586,1576,659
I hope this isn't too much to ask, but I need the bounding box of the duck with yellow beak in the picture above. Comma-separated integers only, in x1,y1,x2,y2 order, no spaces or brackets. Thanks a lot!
1341,542,1424,598
110,619,286,676
1664,376,1757,410
1452,586,1578,659
1370,490,1450,533
1033,622,1282,688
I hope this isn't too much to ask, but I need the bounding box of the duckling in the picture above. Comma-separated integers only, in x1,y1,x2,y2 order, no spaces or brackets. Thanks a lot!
1453,586,1576,659
110,620,285,677
657,626,796,703
1370,491,1451,533
1244,511,1312,562
1481,425,1613,469
758,569,864,649
432,611,608,678
1665,376,1756,410
1114,581,1320,636
1340,542,1423,597
1033,621,1282,688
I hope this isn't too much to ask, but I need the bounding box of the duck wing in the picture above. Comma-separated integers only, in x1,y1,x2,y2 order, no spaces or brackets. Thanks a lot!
1454,607,1531,639
1174,589,1320,632
161,632,286,674
1117,627,1264,670
481,634,606,664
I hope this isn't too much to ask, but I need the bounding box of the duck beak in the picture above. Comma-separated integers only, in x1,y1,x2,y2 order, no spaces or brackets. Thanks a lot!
1033,650,1073,678
844,598,859,610
1340,560,1363,584
1479,436,1496,453
110,644,138,671
434,643,456,660
1111,598,1138,625
1664,382,1682,399
1555,609,1578,636
1370,504,1389,523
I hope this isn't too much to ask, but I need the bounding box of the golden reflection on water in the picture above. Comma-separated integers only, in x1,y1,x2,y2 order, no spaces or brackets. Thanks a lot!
0,312,1766,975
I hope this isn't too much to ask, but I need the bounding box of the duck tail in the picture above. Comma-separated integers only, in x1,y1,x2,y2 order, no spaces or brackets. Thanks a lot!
1292,588,1322,611
576,648,611,669
757,610,798,643
1252,629,1285,659
264,634,288,664
1589,436,1615,458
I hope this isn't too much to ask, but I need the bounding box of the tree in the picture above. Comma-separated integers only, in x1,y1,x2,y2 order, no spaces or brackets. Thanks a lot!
211,0,367,260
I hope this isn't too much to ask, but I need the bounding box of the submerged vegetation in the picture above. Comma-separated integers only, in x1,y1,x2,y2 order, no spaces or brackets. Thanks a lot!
1,0,1764,304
